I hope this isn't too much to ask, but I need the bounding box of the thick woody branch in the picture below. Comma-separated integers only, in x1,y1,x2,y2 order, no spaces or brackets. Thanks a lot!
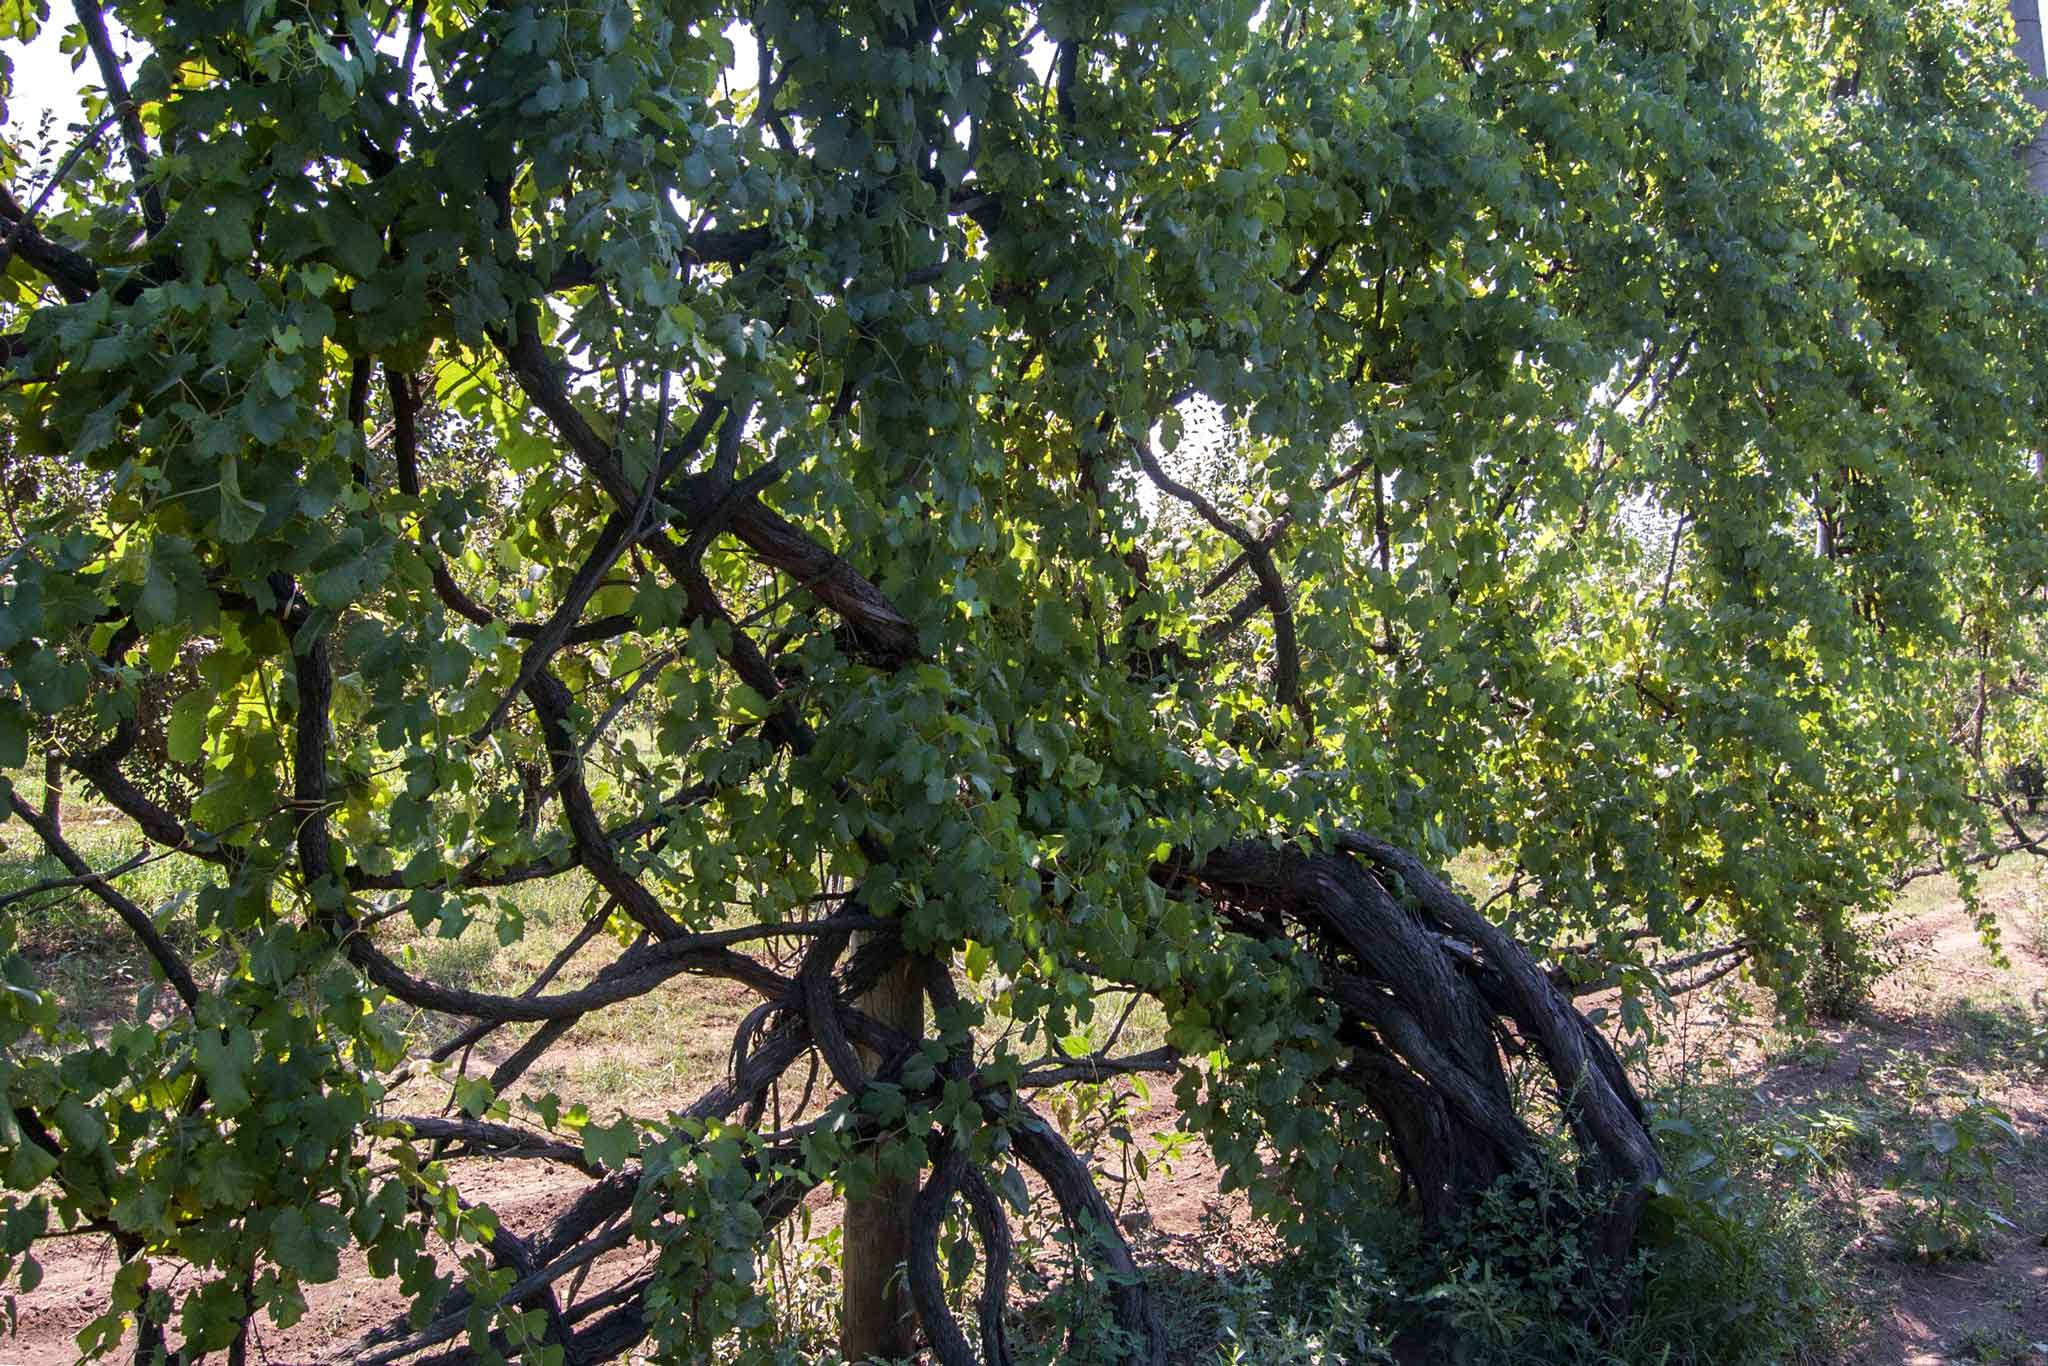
387,365,494,625
289,609,346,929
348,925,791,1022
416,902,616,1070
498,308,919,670
474,508,645,740
908,1145,1016,1366
0,128,111,302
708,500,920,667
1008,1104,1168,1366
524,667,690,939
471,399,727,740
543,226,775,291
1013,1046,1178,1089
68,718,225,861
385,1116,603,1176
1177,831,1662,1276
339,1143,815,1366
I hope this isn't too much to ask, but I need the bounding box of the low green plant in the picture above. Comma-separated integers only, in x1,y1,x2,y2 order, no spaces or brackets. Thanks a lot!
1881,1099,2021,1263
1947,1324,2048,1364
1401,1121,1842,1366
1804,912,1902,1020
1796,1105,1882,1171
1412,1159,1606,1359
1004,1170,1148,1366
1632,1123,1845,1366
1872,1048,1939,1117
2023,1013,2048,1069
755,1217,847,1364
1209,1238,1399,1366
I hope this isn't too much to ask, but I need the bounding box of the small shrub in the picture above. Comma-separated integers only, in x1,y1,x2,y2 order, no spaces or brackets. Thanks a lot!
1804,915,1902,1020
1796,1105,1882,1170
2022,1009,2048,1069
2024,885,2048,963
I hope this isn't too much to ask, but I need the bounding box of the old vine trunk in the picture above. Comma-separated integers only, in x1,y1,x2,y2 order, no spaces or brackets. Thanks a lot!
312,829,1656,1366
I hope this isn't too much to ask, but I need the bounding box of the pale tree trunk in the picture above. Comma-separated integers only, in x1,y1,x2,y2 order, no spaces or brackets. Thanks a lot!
840,945,923,1362
2014,0,2048,195
2014,2,2048,476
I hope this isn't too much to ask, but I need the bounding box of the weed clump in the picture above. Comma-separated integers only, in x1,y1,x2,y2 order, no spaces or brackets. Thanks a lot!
1388,1141,1840,1365
1134,1132,1845,1366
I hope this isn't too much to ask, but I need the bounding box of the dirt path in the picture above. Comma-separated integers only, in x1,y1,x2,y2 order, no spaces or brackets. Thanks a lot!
1689,880,2048,1366
1861,894,2047,1365
0,1163,597,1366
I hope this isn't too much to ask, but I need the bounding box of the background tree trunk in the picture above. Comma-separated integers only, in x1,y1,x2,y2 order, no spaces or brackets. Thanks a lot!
840,945,923,1362
2014,2,2048,477
2013,1,2048,194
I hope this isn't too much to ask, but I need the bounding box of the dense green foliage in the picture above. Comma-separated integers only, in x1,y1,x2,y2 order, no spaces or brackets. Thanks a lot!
0,0,2043,1359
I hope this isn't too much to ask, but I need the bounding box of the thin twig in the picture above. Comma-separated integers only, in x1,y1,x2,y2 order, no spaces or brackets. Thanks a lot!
0,115,114,262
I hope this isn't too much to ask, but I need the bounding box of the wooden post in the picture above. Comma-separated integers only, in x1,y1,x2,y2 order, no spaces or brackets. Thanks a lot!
2014,1,2048,195
40,751,61,836
839,945,923,1362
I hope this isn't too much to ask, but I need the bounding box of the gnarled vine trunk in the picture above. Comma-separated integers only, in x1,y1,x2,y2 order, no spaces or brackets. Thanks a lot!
871,829,1662,1365
1191,834,1662,1267
311,829,1654,1366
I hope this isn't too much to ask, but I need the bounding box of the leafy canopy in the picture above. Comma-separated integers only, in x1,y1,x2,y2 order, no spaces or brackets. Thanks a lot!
0,0,2043,1357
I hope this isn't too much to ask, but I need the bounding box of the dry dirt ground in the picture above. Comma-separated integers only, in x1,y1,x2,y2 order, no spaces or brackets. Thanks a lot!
1,858,2045,1364
1638,871,2048,1366
1864,899,2048,1366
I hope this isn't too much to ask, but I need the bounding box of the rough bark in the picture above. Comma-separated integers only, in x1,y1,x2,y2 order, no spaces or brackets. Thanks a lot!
2015,1,2048,479
1184,833,1662,1267
841,942,925,1362
251,821,1658,1366
39,750,60,835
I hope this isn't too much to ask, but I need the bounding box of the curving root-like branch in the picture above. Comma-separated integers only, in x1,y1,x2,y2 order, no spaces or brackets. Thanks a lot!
1185,832,1663,1269
1007,1102,1170,1365
908,1145,1016,1366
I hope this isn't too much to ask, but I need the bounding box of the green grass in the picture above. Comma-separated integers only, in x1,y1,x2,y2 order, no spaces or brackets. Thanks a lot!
0,821,220,953
0,784,231,1035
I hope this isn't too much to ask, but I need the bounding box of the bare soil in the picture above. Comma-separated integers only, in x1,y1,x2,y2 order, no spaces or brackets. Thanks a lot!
1864,890,2048,1366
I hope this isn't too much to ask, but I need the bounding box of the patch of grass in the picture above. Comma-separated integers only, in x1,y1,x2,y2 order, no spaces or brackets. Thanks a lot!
409,922,504,992
1402,1141,1847,1366
1126,1128,1849,1366
1798,1102,1885,1169
1768,1032,1840,1069
2024,885,2048,963
1198,1239,1400,1365
1929,995,2046,1071
0,796,234,1034
0,816,222,956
